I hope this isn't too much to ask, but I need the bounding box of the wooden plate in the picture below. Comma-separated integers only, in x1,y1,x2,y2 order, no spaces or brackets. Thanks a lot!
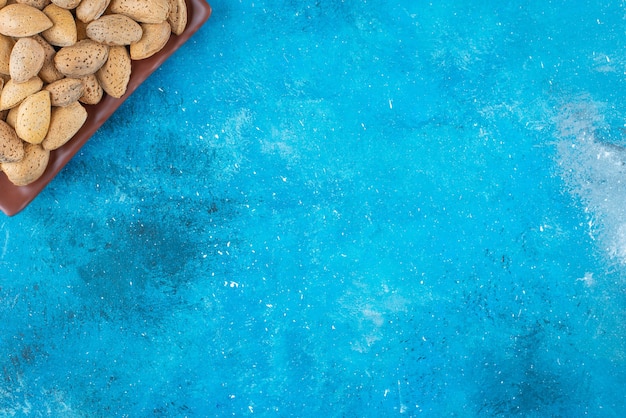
0,0,212,216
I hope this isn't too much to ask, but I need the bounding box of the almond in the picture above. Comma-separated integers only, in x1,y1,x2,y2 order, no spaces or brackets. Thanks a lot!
1,142,49,185
50,0,81,8
0,34,15,76
0,4,53,37
41,101,87,150
76,0,111,23
0,120,24,163
31,35,64,83
41,3,77,47
96,44,130,98
54,39,109,77
9,37,46,83
0,76,43,110
130,21,171,60
16,0,52,10
167,0,187,36
75,18,89,41
109,0,170,24
5,106,17,128
78,73,103,104
15,90,51,144
44,77,84,106
86,14,142,46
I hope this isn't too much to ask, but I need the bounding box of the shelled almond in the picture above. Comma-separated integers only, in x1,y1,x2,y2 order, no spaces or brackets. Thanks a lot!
0,0,188,186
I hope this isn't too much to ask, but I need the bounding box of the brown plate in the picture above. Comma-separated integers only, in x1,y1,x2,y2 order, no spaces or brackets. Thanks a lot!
0,0,212,216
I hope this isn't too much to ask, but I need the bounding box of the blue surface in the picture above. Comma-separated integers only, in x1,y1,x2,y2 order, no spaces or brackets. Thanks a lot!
2,0,626,416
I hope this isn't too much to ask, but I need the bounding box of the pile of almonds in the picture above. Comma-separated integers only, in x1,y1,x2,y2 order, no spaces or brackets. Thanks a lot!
0,0,187,186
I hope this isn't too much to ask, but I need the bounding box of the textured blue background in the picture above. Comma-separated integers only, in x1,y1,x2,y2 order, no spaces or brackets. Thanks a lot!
1,0,626,416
